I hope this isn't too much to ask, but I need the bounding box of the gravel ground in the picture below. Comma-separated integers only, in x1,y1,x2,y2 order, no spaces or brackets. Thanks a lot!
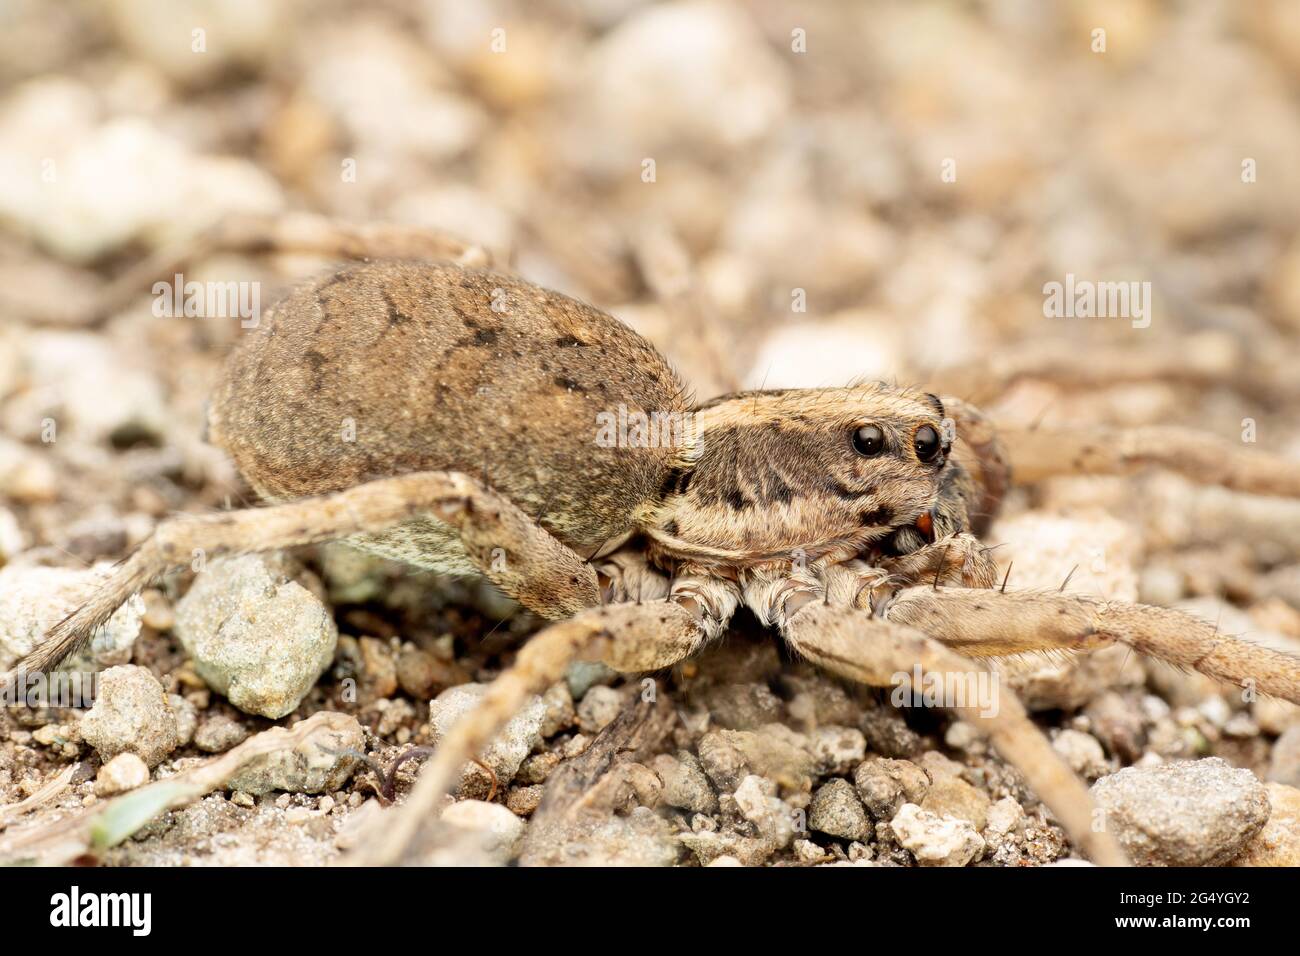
2,0,1300,866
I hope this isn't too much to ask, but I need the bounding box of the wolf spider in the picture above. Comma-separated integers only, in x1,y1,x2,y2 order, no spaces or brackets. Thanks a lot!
13,214,1300,866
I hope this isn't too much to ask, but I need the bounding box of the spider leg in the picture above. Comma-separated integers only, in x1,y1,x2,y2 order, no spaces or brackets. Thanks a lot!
62,212,500,327
878,532,999,590
886,586,1300,704
933,340,1275,407
348,596,731,865
11,471,598,676
775,599,1130,866
998,424,1300,498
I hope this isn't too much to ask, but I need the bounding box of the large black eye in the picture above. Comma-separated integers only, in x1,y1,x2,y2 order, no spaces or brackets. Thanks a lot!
853,424,886,457
914,424,942,462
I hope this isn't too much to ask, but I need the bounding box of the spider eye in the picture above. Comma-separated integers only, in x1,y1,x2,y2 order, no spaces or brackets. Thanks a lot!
914,424,942,462
853,424,886,457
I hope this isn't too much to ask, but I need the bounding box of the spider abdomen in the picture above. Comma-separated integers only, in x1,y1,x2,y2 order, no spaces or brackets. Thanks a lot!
207,260,690,564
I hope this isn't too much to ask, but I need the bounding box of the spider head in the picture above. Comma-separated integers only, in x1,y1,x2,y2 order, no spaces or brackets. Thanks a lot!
640,383,960,566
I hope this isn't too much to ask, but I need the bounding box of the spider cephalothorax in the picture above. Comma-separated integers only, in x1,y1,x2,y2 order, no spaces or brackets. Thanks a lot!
11,218,1300,869
640,385,955,567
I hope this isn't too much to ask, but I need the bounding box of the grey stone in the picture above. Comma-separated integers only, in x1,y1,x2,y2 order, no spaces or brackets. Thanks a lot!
733,774,796,847
651,751,718,814
696,681,785,730
80,665,178,767
94,752,150,796
807,725,867,776
226,713,364,795
441,799,526,862
854,757,930,821
194,713,251,753
1052,728,1109,779
427,683,545,797
1090,757,1270,866
809,778,871,841
697,724,814,791
173,554,337,718
576,684,624,734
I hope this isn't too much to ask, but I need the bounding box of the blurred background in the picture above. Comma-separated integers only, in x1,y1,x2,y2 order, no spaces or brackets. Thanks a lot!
3,0,1300,565
2,0,1300,865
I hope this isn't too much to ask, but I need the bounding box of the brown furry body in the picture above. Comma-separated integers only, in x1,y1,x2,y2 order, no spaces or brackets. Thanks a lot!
208,260,980,579
209,261,691,572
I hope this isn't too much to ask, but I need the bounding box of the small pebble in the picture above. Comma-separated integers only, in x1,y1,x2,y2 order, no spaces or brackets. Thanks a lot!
194,713,250,753
441,799,526,861
651,751,718,814
94,752,150,796
809,778,871,842
79,665,179,767
506,784,545,817
891,803,985,867
226,713,364,795
427,683,545,797
854,757,929,821
921,776,990,831
173,554,337,719
1052,728,1109,779
576,685,624,734
807,725,867,775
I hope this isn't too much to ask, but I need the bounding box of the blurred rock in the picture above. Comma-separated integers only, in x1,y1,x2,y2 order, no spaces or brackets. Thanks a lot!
427,683,545,798
440,799,525,863
5,331,168,446
1267,724,1300,788
571,0,788,168
1052,728,1109,779
0,82,282,261
0,506,27,561
226,713,364,795
989,511,1145,710
0,564,144,672
106,0,293,85
1230,783,1300,867
576,684,624,734
95,752,151,796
